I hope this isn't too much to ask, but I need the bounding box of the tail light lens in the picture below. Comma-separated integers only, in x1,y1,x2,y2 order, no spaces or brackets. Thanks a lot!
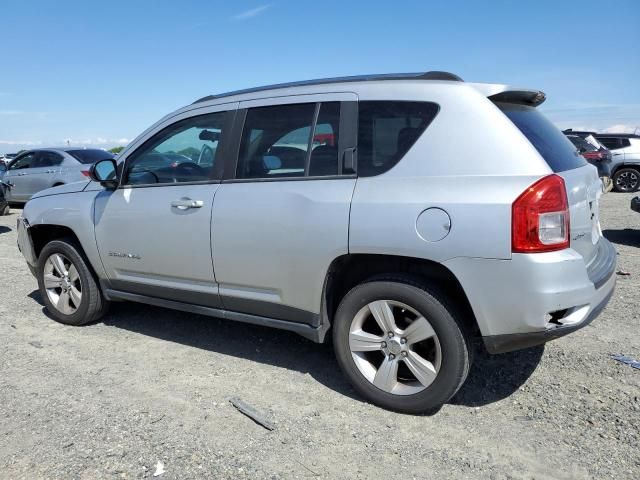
81,170,91,177
582,151,603,161
512,174,570,253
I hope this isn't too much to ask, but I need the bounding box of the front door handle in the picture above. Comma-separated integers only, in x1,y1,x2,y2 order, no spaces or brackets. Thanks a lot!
171,198,204,210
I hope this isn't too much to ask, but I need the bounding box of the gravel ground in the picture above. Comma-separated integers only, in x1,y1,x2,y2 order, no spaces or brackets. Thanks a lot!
0,192,639,479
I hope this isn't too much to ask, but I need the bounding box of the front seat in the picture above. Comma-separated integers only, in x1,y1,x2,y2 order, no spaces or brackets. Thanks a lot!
308,145,339,176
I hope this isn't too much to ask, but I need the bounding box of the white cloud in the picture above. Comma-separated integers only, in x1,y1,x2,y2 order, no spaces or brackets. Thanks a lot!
0,140,42,146
601,124,640,134
232,4,271,20
60,137,130,147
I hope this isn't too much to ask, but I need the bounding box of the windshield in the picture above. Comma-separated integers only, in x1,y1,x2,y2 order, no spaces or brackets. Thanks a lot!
67,149,115,164
498,103,587,172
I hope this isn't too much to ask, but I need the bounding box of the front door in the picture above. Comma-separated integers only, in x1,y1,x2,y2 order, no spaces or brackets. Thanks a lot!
94,107,235,307
213,95,358,324
4,151,37,202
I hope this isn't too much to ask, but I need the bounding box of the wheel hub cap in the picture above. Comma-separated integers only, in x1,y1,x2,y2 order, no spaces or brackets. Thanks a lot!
348,300,442,396
43,253,82,315
385,339,403,356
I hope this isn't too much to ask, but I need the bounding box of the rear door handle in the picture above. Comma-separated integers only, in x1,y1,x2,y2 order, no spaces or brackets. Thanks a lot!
171,198,204,210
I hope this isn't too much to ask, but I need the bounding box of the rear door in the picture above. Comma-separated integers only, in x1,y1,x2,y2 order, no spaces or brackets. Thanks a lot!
28,151,65,194
499,103,602,265
212,94,357,324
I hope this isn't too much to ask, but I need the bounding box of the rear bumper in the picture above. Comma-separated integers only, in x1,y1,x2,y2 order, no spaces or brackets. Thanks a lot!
483,285,614,354
444,238,617,354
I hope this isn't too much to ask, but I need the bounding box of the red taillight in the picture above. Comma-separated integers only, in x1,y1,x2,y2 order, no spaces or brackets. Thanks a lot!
512,174,570,253
81,170,90,177
582,151,603,161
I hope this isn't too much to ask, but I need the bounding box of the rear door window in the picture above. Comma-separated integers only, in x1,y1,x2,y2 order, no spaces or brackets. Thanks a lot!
597,137,622,150
357,101,439,177
498,103,586,172
236,102,341,179
34,151,64,167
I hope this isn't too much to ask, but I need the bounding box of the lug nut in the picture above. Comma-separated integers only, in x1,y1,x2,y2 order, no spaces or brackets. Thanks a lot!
400,338,407,345
381,341,387,348
388,332,394,338
401,351,408,357
389,354,396,360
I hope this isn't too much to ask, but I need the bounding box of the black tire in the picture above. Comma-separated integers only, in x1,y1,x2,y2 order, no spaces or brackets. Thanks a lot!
613,167,640,193
37,238,108,326
333,276,471,413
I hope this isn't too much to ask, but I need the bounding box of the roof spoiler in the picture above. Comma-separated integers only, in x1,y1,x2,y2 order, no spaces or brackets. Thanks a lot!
488,89,546,107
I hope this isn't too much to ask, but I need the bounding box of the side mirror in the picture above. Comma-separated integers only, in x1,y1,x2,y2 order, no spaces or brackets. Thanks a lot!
89,159,119,189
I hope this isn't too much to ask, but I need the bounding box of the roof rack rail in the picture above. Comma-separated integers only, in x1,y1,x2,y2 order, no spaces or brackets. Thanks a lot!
419,71,463,81
192,70,463,104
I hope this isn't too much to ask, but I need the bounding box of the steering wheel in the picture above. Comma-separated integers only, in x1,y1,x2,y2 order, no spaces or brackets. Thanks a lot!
174,162,206,178
129,168,159,184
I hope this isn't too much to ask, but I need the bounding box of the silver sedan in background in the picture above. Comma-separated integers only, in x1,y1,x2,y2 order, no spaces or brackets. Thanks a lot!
1,148,115,203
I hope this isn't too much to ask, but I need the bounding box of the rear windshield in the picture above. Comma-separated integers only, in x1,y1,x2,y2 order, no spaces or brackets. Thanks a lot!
498,103,586,172
67,149,115,164
567,135,597,152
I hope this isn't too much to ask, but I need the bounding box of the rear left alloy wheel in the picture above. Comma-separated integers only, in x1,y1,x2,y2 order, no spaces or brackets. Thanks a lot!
333,277,470,413
37,239,108,325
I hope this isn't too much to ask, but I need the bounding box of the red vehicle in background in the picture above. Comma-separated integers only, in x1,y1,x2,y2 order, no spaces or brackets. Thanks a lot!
564,132,613,192
313,133,335,146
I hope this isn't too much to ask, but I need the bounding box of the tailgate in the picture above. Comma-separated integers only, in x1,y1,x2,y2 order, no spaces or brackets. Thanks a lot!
495,100,604,266
557,164,603,265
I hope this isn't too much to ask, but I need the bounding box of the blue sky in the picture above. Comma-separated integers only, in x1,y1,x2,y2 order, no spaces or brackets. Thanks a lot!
0,0,638,153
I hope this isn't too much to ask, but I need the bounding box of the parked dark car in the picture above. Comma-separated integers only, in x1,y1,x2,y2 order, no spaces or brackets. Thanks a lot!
0,180,10,216
564,133,612,191
564,130,640,192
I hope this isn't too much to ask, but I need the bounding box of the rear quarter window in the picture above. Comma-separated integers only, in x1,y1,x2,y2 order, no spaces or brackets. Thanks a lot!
498,103,586,173
357,101,439,177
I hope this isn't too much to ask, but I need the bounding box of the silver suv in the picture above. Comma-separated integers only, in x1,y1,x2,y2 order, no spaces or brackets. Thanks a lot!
16,72,616,413
2,148,115,203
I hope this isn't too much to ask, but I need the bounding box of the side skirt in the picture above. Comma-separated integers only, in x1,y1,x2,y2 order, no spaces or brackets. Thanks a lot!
104,289,327,343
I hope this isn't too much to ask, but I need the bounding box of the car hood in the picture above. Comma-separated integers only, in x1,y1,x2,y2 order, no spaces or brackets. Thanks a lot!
31,180,91,199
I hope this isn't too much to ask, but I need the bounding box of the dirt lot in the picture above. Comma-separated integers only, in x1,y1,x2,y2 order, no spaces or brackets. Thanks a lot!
0,192,638,480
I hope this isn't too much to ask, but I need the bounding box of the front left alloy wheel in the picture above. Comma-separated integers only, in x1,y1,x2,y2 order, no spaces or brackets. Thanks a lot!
37,239,108,325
